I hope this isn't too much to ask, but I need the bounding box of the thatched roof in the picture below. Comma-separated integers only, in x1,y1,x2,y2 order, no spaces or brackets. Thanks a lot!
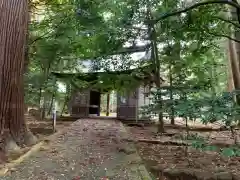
51,66,164,82
51,66,165,92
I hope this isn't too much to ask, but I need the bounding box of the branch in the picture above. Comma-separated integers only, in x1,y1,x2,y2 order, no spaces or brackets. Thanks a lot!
212,16,240,29
29,17,67,45
29,32,52,45
151,0,240,24
207,31,240,43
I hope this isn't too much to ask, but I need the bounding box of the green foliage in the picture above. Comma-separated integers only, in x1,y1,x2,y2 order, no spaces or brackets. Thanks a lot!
175,133,240,157
221,147,236,157
147,87,240,127
190,138,240,157
25,0,239,120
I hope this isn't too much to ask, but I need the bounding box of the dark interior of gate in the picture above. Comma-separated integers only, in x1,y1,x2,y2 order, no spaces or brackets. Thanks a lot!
52,66,161,121
89,90,101,116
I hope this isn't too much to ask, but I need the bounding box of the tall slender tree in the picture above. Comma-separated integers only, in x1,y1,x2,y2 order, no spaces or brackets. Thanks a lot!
0,0,37,152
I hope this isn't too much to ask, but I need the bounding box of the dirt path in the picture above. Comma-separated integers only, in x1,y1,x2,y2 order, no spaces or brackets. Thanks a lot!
1,119,151,180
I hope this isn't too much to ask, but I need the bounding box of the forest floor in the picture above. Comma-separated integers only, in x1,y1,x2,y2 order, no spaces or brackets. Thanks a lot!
126,119,240,180
1,119,151,180
3,116,74,164
28,120,73,140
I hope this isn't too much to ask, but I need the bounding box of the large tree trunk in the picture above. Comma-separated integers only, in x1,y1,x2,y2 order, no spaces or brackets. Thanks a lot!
0,0,37,153
228,4,240,102
226,6,240,126
228,40,240,102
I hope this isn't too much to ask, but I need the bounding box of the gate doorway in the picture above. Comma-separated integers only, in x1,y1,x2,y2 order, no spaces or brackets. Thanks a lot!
88,90,117,118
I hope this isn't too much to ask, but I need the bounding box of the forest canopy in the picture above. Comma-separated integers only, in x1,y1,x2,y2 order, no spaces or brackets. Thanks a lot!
3,0,235,137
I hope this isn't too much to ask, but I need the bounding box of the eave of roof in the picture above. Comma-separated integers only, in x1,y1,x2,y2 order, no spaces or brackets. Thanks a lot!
51,65,165,82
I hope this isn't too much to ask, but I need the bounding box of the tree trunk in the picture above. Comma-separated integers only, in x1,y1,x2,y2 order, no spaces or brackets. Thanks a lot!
147,7,164,133
38,87,42,108
61,100,67,117
61,84,71,116
169,41,181,125
228,40,240,103
0,0,37,153
169,65,175,125
106,93,110,116
23,7,30,73
152,31,164,133
41,96,47,120
227,50,234,92
47,79,57,116
47,93,55,116
228,5,240,104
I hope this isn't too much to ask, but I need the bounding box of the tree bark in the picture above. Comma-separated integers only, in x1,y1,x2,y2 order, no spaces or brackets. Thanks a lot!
0,0,37,152
228,40,240,102
61,84,71,116
23,7,30,73
60,100,67,117
106,93,110,116
228,4,240,103
227,46,234,92
151,25,164,133
41,96,47,120
39,87,42,108
169,62,175,125
47,93,55,116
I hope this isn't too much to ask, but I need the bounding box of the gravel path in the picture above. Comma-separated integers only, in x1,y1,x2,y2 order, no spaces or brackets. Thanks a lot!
1,119,151,180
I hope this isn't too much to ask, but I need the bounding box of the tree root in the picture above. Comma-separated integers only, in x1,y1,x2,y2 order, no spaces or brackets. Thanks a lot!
136,139,189,146
123,138,189,146
126,123,145,128
23,131,38,146
127,123,228,131
5,138,21,152
164,124,228,132
0,129,38,165
130,138,238,149
0,130,21,153
0,129,38,155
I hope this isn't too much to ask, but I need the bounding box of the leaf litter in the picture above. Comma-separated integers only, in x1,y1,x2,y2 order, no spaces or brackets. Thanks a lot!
1,119,149,180
127,124,240,180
